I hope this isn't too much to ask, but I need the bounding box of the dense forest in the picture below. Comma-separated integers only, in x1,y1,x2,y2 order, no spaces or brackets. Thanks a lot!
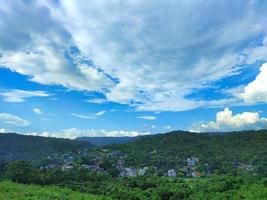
107,130,267,176
0,162,266,199
76,136,140,146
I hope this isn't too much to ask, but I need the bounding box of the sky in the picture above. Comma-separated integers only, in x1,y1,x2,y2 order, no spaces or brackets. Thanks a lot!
1,0,267,138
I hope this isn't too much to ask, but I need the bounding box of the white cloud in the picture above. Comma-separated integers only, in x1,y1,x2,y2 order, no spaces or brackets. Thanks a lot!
95,110,106,116
1,1,267,111
0,128,8,133
70,113,96,119
0,89,51,103
25,128,150,139
33,108,43,115
241,63,267,104
137,116,157,120
243,36,267,64
151,125,156,129
0,112,30,126
191,108,267,132
70,110,106,119
165,125,171,130
86,98,107,104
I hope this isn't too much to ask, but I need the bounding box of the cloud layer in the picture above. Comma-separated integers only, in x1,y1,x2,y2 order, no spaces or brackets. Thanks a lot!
26,128,150,139
1,1,267,111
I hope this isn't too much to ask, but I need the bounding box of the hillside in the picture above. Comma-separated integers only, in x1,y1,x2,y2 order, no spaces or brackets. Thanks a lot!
0,181,108,200
107,130,267,175
0,133,93,165
76,136,140,146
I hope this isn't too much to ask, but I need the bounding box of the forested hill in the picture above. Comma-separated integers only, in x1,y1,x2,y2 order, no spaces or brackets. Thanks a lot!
0,133,93,164
76,136,140,146
107,130,267,174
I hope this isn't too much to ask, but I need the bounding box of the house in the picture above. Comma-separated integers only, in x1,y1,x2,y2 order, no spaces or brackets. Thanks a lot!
126,167,138,177
119,167,138,177
165,169,176,177
187,157,199,166
191,171,201,178
138,167,149,176
61,163,74,171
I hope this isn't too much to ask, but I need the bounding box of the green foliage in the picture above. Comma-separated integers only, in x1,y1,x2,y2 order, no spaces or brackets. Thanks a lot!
108,131,267,174
0,181,108,200
4,160,37,184
0,131,267,199
0,133,93,165
1,161,267,199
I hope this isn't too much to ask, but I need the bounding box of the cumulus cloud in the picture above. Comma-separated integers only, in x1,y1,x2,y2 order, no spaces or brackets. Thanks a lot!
25,128,150,139
191,108,267,132
1,1,267,111
241,63,267,104
0,89,51,103
0,112,30,126
137,116,157,120
33,108,43,115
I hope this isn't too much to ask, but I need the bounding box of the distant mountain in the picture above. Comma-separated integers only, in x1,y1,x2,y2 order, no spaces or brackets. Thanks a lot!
75,136,140,146
0,133,94,165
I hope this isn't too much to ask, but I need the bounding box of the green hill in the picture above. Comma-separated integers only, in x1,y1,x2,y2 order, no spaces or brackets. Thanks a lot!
0,181,108,200
0,133,93,165
107,130,267,175
76,136,140,146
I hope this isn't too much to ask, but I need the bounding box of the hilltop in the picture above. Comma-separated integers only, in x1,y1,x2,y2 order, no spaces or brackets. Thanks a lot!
0,133,94,165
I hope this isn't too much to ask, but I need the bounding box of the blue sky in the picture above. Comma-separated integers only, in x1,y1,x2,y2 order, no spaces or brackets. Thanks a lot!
1,0,267,138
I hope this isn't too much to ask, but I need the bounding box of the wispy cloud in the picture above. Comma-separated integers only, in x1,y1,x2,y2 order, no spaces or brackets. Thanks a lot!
0,89,51,103
137,116,157,120
70,113,96,119
1,1,267,111
33,108,43,115
70,110,106,119
0,112,30,126
95,110,106,116
86,98,107,104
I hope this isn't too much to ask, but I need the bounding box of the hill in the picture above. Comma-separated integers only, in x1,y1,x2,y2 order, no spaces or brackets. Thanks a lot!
76,136,140,146
0,181,108,200
107,130,267,175
0,133,94,165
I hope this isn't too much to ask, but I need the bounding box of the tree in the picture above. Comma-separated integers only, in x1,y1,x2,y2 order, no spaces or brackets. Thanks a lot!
5,160,37,184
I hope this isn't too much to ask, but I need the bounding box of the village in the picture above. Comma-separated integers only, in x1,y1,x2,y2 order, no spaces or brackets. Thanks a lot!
40,149,253,178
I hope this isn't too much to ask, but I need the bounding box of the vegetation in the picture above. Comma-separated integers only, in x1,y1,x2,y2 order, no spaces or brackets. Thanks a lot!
76,136,140,146
0,181,107,200
107,130,267,175
0,133,93,165
0,130,267,199
0,167,266,199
